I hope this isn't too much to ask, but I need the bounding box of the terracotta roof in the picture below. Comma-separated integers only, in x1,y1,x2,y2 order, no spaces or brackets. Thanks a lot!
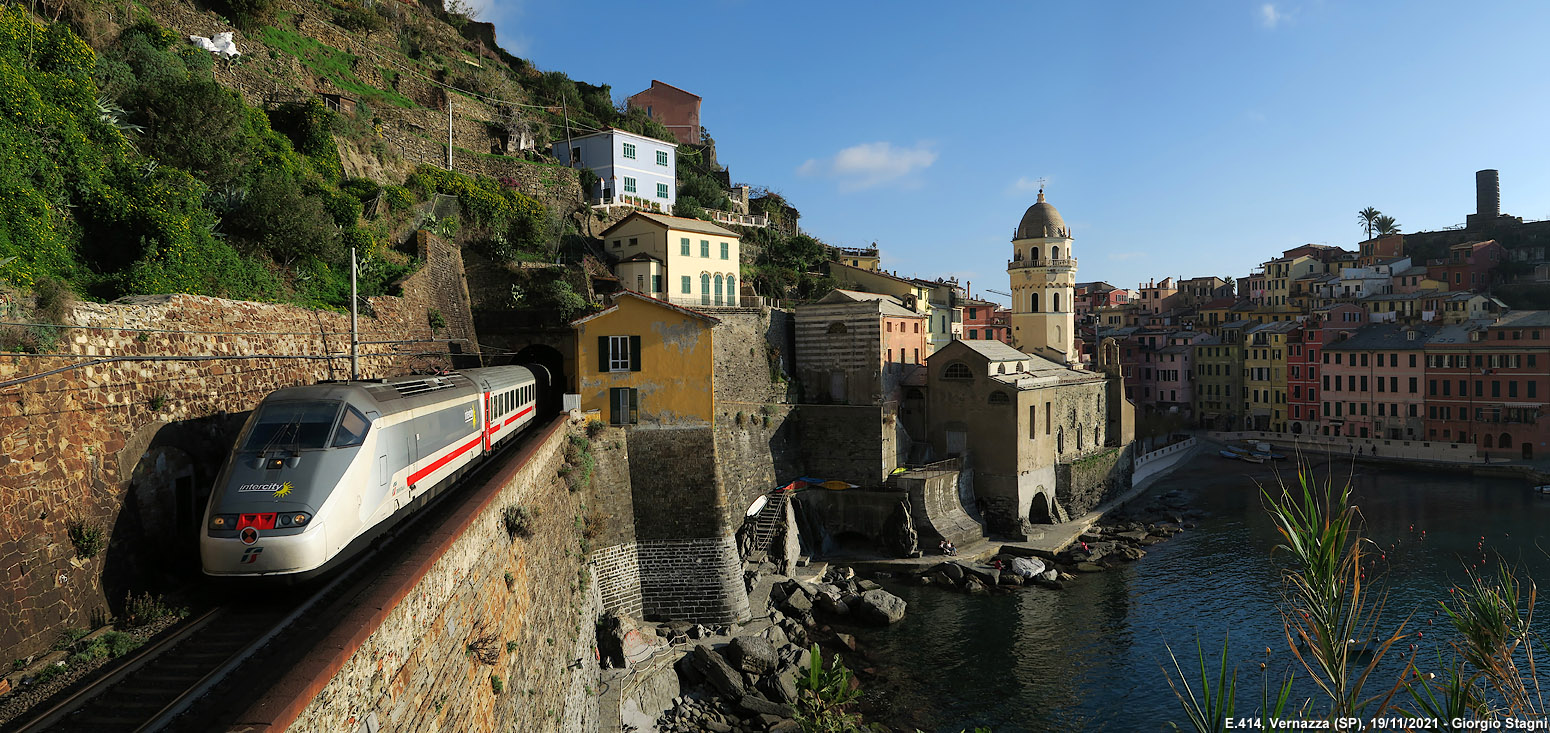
599,211,737,239
569,290,721,326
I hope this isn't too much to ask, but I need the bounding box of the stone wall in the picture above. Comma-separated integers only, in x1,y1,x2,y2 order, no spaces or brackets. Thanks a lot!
794,404,887,483
240,421,601,733
0,237,473,662
635,537,747,624
1056,444,1133,518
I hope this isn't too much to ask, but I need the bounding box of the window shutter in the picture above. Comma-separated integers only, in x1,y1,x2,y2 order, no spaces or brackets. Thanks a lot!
628,388,639,423
629,336,642,371
609,388,620,424
598,336,609,372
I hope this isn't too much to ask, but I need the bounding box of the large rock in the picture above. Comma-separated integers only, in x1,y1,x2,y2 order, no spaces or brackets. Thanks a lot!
957,561,999,586
1008,556,1046,579
781,590,813,615
691,644,746,699
815,590,849,616
726,636,779,675
737,692,793,717
853,589,907,625
937,562,965,582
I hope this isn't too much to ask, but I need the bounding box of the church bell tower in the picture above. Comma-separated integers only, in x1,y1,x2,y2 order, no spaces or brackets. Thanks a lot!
1008,189,1076,364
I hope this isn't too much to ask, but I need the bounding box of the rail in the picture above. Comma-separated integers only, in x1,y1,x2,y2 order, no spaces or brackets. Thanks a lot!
706,210,770,228
664,295,766,309
1007,258,1077,270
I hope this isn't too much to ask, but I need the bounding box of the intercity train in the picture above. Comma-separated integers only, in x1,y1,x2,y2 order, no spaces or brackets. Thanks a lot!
200,365,548,579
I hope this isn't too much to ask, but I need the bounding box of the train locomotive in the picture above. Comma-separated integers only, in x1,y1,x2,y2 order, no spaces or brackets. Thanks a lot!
200,365,548,579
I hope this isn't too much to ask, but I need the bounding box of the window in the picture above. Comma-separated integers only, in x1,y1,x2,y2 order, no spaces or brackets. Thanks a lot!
681,276,691,294
969,328,978,339
680,237,691,256
827,322,847,334
656,150,669,166
602,335,640,372
656,183,669,199
612,239,622,249
1410,354,1417,368
622,142,636,159
623,176,637,193
700,273,710,305
651,274,661,293
720,242,729,260
1029,405,1036,438
333,405,372,447
701,240,710,257
609,387,638,425
989,391,1010,405
1510,381,1519,398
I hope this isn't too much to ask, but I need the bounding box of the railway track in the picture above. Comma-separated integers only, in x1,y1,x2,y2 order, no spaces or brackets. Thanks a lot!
7,415,562,732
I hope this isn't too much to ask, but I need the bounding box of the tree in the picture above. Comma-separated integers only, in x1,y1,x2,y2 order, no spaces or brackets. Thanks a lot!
1374,214,1400,236
1357,207,1382,240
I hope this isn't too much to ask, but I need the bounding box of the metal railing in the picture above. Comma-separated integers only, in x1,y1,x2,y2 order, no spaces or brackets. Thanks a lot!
588,195,665,213
1007,258,1078,270
664,295,766,309
707,210,770,228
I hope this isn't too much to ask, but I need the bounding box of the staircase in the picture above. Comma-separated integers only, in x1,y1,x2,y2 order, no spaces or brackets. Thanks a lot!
744,486,793,561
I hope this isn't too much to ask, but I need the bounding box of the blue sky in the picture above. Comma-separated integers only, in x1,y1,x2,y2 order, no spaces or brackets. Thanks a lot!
475,1,1550,305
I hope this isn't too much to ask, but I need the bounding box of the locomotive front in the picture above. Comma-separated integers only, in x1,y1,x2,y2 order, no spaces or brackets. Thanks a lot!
201,386,376,577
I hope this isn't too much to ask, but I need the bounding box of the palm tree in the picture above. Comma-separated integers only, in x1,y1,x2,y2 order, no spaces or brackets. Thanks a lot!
1374,214,1400,236
1358,207,1382,240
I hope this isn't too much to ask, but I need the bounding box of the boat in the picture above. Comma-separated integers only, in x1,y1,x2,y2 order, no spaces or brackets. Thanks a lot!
1533,485,1550,495
1241,454,1267,464
1219,449,1242,460
1252,451,1288,461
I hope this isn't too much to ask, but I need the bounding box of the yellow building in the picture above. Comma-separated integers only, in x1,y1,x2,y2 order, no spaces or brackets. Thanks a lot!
1242,321,1298,431
571,292,718,425
601,212,743,307
827,261,965,353
831,245,881,271
1008,190,1076,364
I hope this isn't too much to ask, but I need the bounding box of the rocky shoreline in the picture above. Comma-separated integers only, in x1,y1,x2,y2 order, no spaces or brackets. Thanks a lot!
901,488,1202,594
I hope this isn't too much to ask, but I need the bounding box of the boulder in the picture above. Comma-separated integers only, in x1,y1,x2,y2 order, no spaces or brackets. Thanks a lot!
764,625,789,647
956,562,999,586
857,579,881,591
815,591,849,616
1039,569,1059,582
853,589,908,625
726,636,779,674
1075,562,1106,573
999,573,1024,586
768,719,803,733
737,692,793,718
1008,556,1046,579
781,591,813,615
964,578,989,594
832,632,858,651
692,644,746,699
938,562,965,582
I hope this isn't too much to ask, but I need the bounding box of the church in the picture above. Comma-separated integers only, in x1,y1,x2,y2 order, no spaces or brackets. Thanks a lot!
924,190,1135,537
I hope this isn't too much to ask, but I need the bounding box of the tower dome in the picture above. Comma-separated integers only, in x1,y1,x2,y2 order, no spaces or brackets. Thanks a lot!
1015,190,1070,240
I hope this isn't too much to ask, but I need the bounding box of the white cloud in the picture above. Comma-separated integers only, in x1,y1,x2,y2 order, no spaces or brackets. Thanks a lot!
1009,176,1050,194
1108,252,1147,261
798,141,938,191
1259,3,1284,28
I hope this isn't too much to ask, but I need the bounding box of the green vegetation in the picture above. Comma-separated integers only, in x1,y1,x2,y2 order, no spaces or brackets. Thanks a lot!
209,0,277,30
259,19,415,108
744,226,837,302
560,434,594,492
122,590,185,627
502,504,533,539
792,643,864,732
67,520,106,558
1166,464,1549,728
489,673,504,694
67,630,139,666
0,11,418,308
406,165,547,260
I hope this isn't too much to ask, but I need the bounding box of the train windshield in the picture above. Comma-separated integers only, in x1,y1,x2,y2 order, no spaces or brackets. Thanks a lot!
243,401,341,451
332,405,372,447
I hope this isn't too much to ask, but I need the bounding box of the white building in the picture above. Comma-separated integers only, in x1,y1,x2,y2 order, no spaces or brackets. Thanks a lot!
553,129,677,210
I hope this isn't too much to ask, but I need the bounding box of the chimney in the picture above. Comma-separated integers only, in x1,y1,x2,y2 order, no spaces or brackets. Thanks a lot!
1477,169,1500,218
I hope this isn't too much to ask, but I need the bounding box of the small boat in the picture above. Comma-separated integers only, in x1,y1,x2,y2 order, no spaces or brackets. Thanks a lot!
1533,485,1550,495
1253,451,1288,461
1241,454,1267,464
1219,450,1241,460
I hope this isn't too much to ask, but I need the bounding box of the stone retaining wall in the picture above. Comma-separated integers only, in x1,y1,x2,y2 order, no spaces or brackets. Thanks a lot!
1211,430,1481,463
0,236,472,663
238,420,601,733
1057,445,1134,517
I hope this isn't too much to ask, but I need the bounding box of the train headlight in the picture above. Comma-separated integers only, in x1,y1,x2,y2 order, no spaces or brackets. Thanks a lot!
293,513,310,525
208,514,238,530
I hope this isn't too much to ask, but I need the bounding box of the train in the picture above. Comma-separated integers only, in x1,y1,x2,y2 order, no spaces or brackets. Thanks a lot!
200,365,550,579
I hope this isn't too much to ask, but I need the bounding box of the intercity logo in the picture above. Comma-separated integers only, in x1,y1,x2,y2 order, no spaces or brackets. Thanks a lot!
239,547,264,564
237,481,295,496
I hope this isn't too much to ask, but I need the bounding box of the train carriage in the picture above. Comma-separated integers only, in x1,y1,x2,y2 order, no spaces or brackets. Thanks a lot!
201,366,544,579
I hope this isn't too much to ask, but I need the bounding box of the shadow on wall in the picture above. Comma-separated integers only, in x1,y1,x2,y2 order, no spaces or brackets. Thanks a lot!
102,412,248,612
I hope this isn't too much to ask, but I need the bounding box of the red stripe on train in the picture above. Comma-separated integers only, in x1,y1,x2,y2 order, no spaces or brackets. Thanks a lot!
408,434,484,486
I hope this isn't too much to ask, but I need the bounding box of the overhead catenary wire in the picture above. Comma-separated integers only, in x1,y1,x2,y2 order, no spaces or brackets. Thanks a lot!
0,348,459,391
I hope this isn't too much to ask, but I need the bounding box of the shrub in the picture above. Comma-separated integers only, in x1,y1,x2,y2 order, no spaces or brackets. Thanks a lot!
122,591,183,627
67,520,106,558
332,4,387,34
502,504,533,539
489,674,504,695
585,420,605,439
209,0,277,30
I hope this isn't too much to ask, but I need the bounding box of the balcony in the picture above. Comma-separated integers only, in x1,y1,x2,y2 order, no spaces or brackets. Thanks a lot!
1008,257,1078,270
589,195,664,213
663,295,768,310
707,210,770,228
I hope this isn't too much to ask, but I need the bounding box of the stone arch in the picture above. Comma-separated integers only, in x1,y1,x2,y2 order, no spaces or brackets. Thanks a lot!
514,343,567,415
827,321,848,334
1051,245,1061,260
1484,433,1494,448
1292,422,1303,435
1500,432,1512,448
988,391,1010,405
943,362,972,380
1029,489,1056,524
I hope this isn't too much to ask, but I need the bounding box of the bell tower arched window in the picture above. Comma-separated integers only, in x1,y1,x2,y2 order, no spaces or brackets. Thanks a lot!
1053,292,1062,312
1030,292,1039,313
1052,246,1060,260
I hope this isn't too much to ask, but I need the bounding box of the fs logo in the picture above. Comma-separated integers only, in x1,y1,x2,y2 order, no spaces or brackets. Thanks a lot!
239,547,264,564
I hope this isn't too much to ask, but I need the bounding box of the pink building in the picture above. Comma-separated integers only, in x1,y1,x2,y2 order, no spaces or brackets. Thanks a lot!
1287,304,1366,436
626,80,703,146
961,299,1011,343
1319,323,1433,439
1137,277,1179,314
